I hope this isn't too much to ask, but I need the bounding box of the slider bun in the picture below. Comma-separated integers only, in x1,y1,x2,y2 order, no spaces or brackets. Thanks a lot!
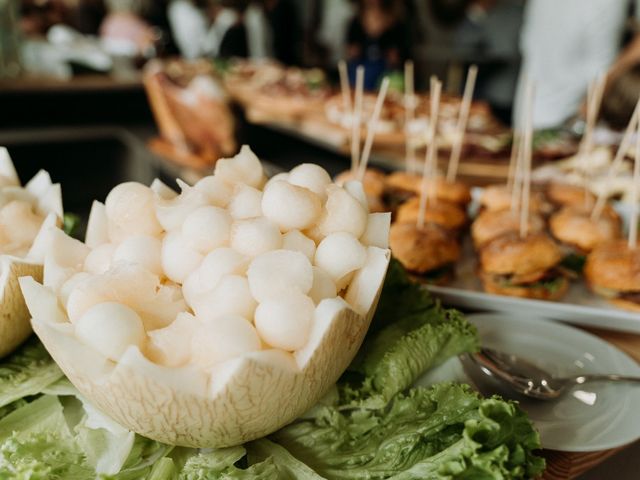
389,222,460,273
385,172,471,206
396,197,467,232
546,182,596,208
472,209,545,249
479,184,549,213
584,240,640,292
549,205,621,253
481,273,569,300
480,232,562,276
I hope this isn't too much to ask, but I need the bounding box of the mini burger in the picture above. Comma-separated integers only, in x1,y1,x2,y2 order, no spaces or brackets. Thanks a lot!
478,184,550,214
384,171,472,209
479,232,569,300
395,197,467,233
389,221,461,283
471,209,545,249
549,205,622,272
335,168,387,212
546,182,596,208
584,240,640,311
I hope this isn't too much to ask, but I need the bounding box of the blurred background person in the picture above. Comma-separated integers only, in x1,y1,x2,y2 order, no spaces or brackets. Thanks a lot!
345,0,408,89
100,0,157,57
168,0,271,60
514,0,640,129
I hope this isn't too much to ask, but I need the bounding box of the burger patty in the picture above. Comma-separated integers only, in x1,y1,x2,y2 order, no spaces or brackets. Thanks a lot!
618,292,640,304
490,268,565,291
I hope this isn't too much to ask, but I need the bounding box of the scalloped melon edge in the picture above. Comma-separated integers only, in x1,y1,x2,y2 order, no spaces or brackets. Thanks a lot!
20,247,390,447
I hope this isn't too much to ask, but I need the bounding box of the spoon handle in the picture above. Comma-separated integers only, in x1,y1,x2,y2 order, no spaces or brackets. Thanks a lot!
570,374,640,385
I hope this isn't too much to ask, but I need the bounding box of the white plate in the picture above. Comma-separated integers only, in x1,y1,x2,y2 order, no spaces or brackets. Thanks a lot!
416,313,640,452
424,190,640,333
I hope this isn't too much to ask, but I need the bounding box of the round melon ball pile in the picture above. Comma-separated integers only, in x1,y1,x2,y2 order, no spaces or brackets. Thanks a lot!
50,146,389,371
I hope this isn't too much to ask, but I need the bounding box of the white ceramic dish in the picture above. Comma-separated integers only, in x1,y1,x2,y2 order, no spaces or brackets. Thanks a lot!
416,312,640,452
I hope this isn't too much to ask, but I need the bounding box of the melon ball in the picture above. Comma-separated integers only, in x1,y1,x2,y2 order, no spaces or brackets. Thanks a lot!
247,249,313,302
146,312,199,367
192,275,257,322
75,302,145,362
315,232,367,282
254,292,314,351
83,243,116,275
155,180,210,232
230,217,282,257
264,172,289,190
66,281,107,323
59,272,92,309
288,163,332,200
0,200,43,247
200,247,249,286
262,180,322,231
191,314,261,368
112,235,163,276
308,266,337,304
193,175,233,207
161,231,203,283
105,182,162,242
282,230,316,262
228,185,262,220
183,247,249,306
214,146,264,188
181,206,231,254
317,185,368,238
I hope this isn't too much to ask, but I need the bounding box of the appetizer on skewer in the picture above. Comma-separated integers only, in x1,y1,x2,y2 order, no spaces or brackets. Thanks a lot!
472,208,546,249
479,232,569,300
395,197,467,234
549,204,622,270
389,222,460,283
585,240,640,312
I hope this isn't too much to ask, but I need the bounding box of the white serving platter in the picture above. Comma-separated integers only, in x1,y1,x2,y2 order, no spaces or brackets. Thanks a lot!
425,189,640,333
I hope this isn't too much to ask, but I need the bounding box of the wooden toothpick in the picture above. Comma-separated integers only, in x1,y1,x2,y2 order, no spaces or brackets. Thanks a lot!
592,97,640,220
446,65,478,183
350,66,364,175
404,60,417,174
357,77,390,180
417,77,442,229
519,81,534,238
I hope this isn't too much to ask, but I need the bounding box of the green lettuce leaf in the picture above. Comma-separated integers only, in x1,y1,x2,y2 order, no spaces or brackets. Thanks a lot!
273,383,544,480
341,261,479,407
0,338,64,409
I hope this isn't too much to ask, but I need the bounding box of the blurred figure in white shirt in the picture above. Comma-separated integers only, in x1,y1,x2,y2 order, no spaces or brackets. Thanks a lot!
514,0,640,129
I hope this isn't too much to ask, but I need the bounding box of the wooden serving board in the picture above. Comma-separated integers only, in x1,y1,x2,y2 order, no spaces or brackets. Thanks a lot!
540,326,640,479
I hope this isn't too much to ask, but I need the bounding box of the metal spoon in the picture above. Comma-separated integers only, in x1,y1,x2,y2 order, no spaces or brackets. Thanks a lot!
465,347,640,400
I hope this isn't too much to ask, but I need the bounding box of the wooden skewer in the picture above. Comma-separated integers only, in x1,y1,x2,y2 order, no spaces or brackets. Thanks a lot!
506,129,520,192
580,74,607,208
338,60,352,123
357,77,390,181
446,65,478,183
629,117,640,249
350,66,364,175
520,81,534,238
592,97,640,220
404,60,416,174
510,132,524,215
417,77,442,229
